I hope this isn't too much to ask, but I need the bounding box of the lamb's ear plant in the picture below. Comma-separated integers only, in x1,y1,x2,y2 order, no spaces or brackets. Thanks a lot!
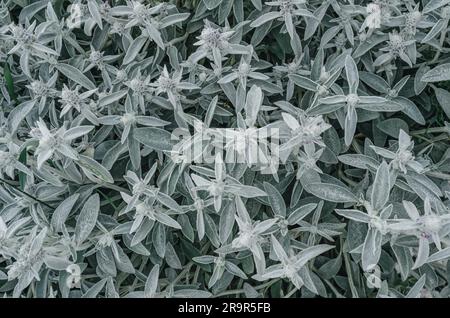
0,0,450,299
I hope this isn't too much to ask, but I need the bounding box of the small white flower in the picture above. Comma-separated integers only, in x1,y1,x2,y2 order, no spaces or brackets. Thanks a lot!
195,21,234,52
66,264,82,289
66,4,84,29
280,112,331,161
30,119,92,169
365,3,382,30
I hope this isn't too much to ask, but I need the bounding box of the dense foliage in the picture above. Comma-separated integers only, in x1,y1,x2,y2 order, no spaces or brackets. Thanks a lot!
1,0,450,298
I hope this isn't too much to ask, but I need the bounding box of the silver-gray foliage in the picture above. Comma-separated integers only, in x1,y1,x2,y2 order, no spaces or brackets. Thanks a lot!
0,0,450,298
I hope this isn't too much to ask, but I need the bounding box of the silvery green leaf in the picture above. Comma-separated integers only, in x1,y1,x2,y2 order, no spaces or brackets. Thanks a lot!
304,3,329,40
165,242,182,269
307,183,358,203
295,244,334,268
251,20,273,46
423,0,450,13
393,97,425,125
136,116,171,127
434,88,450,119
0,270,8,280
414,65,430,95
371,161,390,211
243,282,259,297
144,264,160,297
412,237,429,270
288,74,318,91
287,203,317,225
225,184,266,198
51,193,80,232
82,279,107,298
123,37,147,65
317,255,342,280
263,182,286,217
250,11,281,27
153,223,166,258
209,267,231,290
245,85,262,127
405,174,442,203
64,126,94,140
392,245,413,281
98,91,127,108
422,63,450,82
345,55,359,94
285,13,294,39
219,203,235,243
362,228,383,271
77,155,114,184
307,102,346,115
87,0,103,29
359,72,389,93
344,106,357,146
218,73,238,84
43,256,72,271
356,101,404,112
205,214,221,248
159,13,190,28
405,275,427,298
56,63,96,90
102,141,128,170
134,127,173,151
19,0,48,24
377,118,409,138
225,261,247,279
203,0,222,10
105,277,119,298
422,19,446,43
8,100,36,133
205,96,219,127
338,154,379,170
145,24,164,49
427,247,450,263
335,209,371,223
74,194,100,246
154,212,181,230
193,255,215,264
251,0,262,10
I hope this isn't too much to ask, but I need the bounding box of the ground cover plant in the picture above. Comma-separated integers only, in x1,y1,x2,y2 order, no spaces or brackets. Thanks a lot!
1,0,450,298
